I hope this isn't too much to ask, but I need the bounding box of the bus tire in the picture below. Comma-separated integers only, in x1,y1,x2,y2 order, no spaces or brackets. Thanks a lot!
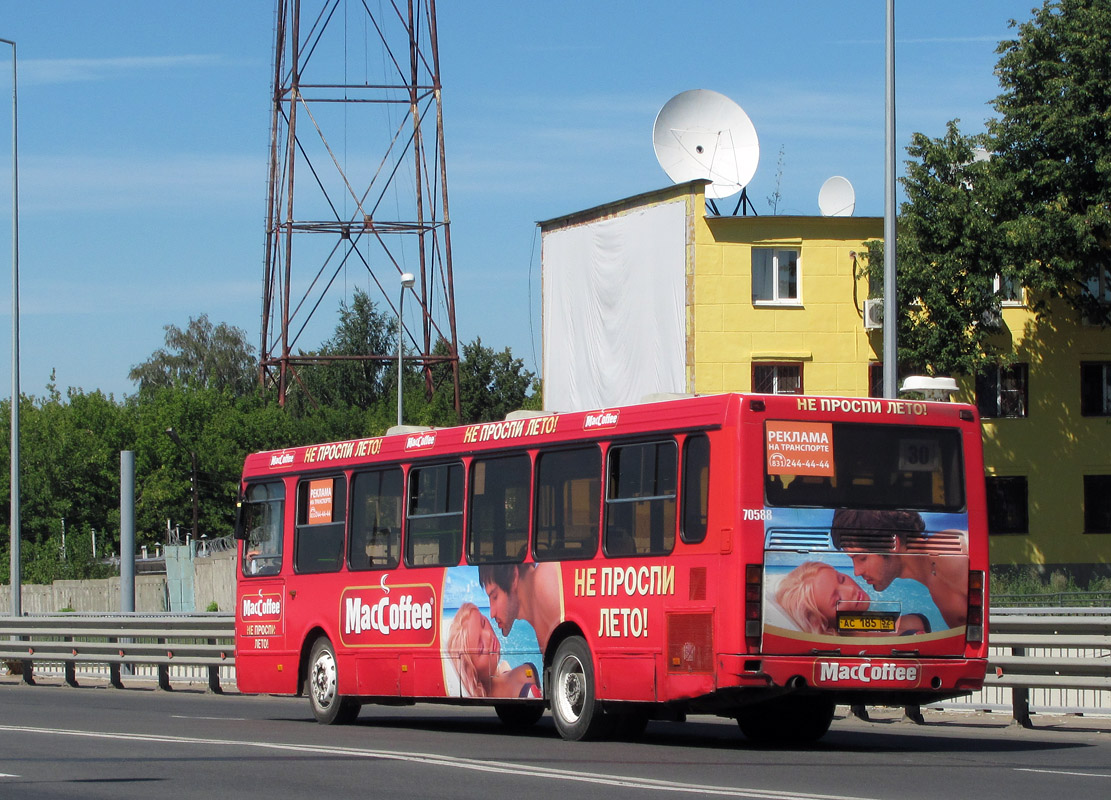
307,637,360,725
494,702,544,730
549,636,605,741
736,695,834,745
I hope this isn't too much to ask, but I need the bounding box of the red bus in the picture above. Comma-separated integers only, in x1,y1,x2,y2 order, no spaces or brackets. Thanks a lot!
234,392,988,743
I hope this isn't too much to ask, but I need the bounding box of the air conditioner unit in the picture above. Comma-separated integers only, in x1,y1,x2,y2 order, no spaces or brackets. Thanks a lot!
863,298,884,330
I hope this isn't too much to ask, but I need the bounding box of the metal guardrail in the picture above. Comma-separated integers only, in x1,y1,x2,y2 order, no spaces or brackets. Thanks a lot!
2,610,1109,727
981,607,1111,726
0,613,234,693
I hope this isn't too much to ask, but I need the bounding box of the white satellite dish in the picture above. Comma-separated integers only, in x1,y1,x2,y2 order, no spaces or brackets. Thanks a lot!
652,89,759,200
818,176,856,217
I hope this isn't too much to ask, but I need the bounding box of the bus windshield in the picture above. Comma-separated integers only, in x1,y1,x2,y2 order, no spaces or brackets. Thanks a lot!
764,422,965,512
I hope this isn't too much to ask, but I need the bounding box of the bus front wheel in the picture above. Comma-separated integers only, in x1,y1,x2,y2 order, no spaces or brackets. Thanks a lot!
307,637,361,725
549,636,605,741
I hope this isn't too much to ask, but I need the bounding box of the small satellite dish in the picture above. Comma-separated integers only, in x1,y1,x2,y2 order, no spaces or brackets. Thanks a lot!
652,89,759,200
818,176,856,217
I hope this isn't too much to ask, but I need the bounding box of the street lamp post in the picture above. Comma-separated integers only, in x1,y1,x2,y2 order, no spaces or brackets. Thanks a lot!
397,272,415,427
2,37,20,617
165,428,200,542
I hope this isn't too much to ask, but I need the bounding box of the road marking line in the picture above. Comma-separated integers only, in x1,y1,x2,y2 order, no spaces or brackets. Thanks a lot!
1016,768,1111,779
170,715,247,721
0,724,881,800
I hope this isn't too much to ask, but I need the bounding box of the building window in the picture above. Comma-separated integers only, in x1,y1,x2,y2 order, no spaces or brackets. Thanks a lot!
975,363,1028,418
994,273,1024,305
752,248,800,303
753,363,802,395
985,476,1028,535
1081,362,1111,416
1084,475,1111,534
868,363,884,398
1084,266,1111,324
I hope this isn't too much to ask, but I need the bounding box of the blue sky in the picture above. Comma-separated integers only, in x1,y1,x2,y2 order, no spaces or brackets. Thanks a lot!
0,1,1038,399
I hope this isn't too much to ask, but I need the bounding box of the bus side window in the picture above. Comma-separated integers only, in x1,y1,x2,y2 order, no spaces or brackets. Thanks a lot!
406,462,464,567
349,468,402,570
242,481,286,577
294,475,347,574
534,447,600,561
680,434,710,543
468,454,530,564
605,440,677,557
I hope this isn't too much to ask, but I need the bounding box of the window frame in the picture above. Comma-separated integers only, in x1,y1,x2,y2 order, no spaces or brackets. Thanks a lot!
752,247,801,304
976,363,1029,419
985,475,1029,535
1084,475,1111,534
679,433,710,544
467,452,532,565
293,474,347,575
532,445,601,562
240,481,286,578
405,461,465,567
1080,361,1111,417
348,466,404,571
752,362,803,396
603,438,678,558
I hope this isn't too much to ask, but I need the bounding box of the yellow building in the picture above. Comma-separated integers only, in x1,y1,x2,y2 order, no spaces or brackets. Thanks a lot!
540,180,1111,578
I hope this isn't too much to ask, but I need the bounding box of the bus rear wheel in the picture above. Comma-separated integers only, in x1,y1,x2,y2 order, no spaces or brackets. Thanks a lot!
549,636,606,741
307,637,361,725
494,702,544,730
736,695,834,745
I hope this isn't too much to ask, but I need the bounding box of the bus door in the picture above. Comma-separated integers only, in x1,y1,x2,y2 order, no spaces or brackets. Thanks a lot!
235,481,290,690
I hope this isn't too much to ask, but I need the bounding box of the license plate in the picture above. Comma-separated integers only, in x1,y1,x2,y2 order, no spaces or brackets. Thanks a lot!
837,612,897,633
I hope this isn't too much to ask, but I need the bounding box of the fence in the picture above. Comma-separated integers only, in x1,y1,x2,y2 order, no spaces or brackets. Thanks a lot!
3,610,1109,725
0,613,234,693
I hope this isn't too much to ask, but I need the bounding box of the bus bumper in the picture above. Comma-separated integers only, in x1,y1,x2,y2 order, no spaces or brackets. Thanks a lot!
719,654,986,694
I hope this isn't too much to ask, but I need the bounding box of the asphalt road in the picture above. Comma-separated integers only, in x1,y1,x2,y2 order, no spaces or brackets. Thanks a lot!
2,678,1110,800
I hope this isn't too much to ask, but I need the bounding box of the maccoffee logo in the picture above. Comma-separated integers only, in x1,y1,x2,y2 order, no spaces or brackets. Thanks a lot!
405,431,437,451
583,410,619,430
340,576,437,647
241,591,283,620
269,451,296,469
816,660,921,686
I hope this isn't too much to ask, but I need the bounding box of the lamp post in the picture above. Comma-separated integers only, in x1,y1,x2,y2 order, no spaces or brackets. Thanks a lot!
397,272,415,427
165,427,199,542
2,37,20,616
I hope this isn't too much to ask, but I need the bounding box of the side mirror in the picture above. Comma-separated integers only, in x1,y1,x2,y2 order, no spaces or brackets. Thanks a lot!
233,501,248,540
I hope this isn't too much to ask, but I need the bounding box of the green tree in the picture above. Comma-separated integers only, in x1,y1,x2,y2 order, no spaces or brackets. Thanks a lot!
129,314,257,395
859,121,1007,375
296,289,395,413
458,337,538,423
988,0,1111,324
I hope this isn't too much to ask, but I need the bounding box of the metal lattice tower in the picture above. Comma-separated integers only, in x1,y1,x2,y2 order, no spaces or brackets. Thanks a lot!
261,0,459,410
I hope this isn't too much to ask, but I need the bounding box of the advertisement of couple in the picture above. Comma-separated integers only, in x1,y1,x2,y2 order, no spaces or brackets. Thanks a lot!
440,562,563,699
763,508,970,645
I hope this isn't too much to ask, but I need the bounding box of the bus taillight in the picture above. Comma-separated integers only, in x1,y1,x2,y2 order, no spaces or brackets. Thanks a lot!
966,570,985,644
745,565,762,648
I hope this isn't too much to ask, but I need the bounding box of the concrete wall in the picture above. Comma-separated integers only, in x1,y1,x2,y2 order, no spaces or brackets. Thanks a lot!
0,551,237,615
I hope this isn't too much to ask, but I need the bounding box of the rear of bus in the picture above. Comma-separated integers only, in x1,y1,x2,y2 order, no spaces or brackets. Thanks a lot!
744,395,988,718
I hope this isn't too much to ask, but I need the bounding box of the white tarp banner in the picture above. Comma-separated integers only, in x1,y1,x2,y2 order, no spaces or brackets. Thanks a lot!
542,201,687,412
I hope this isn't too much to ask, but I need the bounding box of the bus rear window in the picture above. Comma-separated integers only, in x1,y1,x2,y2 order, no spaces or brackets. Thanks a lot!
764,422,965,512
